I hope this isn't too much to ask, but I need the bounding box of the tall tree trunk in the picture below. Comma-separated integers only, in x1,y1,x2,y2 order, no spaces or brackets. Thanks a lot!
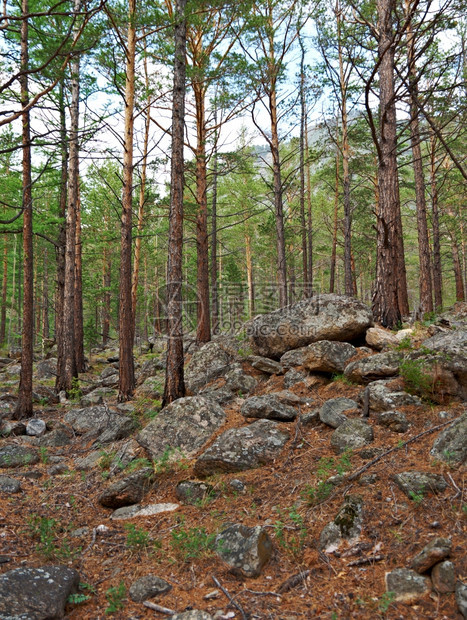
55,79,68,348
336,1,354,296
305,113,313,296
0,239,8,343
193,77,211,344
245,230,254,318
372,0,405,328
118,0,137,401
131,35,150,323
42,247,49,339
14,0,34,419
102,248,111,346
405,0,433,315
74,193,85,371
299,33,308,293
446,207,465,301
210,110,219,336
56,0,81,394
162,0,187,406
429,130,443,310
330,132,339,293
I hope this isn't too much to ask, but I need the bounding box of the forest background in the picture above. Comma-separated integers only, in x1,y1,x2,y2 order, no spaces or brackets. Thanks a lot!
0,0,465,413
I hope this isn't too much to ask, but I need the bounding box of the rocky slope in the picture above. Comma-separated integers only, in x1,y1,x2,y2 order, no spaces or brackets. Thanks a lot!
0,296,466,619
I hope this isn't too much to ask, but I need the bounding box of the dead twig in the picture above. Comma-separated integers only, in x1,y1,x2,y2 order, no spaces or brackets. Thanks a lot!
143,601,176,615
81,527,97,556
347,554,385,566
212,574,248,620
241,588,282,598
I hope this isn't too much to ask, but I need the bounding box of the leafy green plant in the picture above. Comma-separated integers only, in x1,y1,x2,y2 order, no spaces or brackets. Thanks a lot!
399,358,433,396
408,490,424,505
39,446,49,464
395,335,413,350
303,451,353,506
125,457,153,473
124,523,153,552
69,377,82,402
331,373,353,385
105,582,126,615
154,447,186,474
378,591,396,613
98,449,116,471
274,506,307,557
68,593,91,605
26,514,79,561
170,523,216,561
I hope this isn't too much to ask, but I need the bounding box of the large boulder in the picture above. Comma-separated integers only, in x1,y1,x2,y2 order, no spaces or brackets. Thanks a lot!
0,445,39,468
344,351,401,384
302,340,357,374
247,294,373,359
63,406,135,444
319,398,359,429
35,358,57,379
194,419,289,476
385,568,431,604
137,396,225,461
0,565,80,619
98,468,155,508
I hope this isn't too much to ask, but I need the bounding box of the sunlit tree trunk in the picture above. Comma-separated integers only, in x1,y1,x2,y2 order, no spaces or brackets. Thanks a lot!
118,0,137,401
429,130,443,310
0,239,8,343
14,0,34,419
74,194,85,371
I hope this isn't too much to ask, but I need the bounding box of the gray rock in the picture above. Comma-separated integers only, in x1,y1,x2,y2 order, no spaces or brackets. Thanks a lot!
330,419,374,454
137,396,225,461
110,502,179,520
248,295,372,359
175,480,218,505
79,387,116,407
376,410,409,433
4,364,21,376
0,475,21,493
32,428,72,448
136,358,166,386
274,390,305,406
364,380,422,412
456,581,467,618
344,351,401,384
393,472,447,499
47,463,68,476
300,409,320,426
302,340,357,373
241,395,297,421
201,388,234,405
185,341,235,393
0,445,39,468
422,329,466,388
319,398,358,429
64,406,135,440
319,495,364,552
100,365,118,380
248,355,283,375
283,369,308,388
170,612,213,620
109,439,141,475
0,565,80,619
0,421,26,437
194,419,289,476
385,568,431,604
35,358,57,379
75,450,101,471
129,575,172,602
430,413,467,465
215,524,272,578
280,348,308,369
409,537,452,573
431,561,456,593
136,375,164,398
224,363,257,394
98,468,155,508
365,327,399,350
26,419,46,437
229,479,245,492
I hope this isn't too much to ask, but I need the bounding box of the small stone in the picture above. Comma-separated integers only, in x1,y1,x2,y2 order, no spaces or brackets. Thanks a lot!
385,568,431,604
98,468,155,508
175,480,218,505
376,410,409,433
283,368,307,388
393,472,447,499
170,612,213,620
215,524,272,578
300,410,320,426
319,398,358,429
431,561,456,593
0,475,21,493
241,395,297,421
330,419,374,454
110,503,179,520
129,575,172,602
47,463,69,476
229,479,245,492
409,537,452,573
455,581,467,618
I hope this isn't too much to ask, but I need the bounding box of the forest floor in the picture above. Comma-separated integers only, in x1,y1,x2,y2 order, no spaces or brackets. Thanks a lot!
0,349,466,619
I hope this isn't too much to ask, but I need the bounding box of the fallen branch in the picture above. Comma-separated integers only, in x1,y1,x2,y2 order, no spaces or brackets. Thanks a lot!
212,575,248,620
347,554,385,567
143,601,176,615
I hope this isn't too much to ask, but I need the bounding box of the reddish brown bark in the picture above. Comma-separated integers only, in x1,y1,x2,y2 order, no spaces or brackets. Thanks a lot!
0,239,8,343
162,0,187,406
14,0,34,419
